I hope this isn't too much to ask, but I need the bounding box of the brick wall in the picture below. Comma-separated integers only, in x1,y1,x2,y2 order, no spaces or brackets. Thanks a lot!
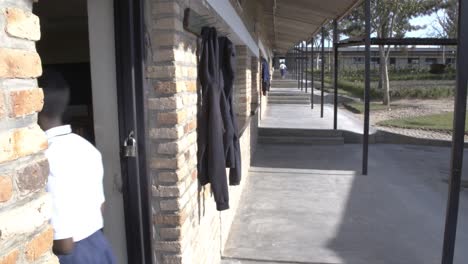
147,0,259,263
250,56,260,112
234,45,252,120
0,1,58,263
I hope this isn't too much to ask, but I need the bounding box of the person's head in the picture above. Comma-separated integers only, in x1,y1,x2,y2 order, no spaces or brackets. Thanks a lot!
38,69,70,130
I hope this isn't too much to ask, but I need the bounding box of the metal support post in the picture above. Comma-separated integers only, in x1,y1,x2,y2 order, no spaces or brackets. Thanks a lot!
362,0,371,175
301,42,304,91
333,20,339,130
311,37,314,108
305,41,308,93
296,45,299,81
442,0,468,263
321,27,325,118
298,43,301,89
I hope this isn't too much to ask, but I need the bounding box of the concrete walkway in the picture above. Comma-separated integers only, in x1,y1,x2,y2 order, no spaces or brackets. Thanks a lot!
261,80,375,134
222,144,468,264
222,78,468,264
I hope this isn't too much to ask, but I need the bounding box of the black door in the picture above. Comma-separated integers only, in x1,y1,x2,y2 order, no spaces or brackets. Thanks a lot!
114,0,152,263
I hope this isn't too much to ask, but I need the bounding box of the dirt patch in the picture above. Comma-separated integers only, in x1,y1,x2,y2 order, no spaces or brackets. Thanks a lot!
346,98,468,141
368,98,454,125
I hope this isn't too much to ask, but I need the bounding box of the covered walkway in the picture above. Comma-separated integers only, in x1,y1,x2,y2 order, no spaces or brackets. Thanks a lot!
261,78,367,133
222,78,468,264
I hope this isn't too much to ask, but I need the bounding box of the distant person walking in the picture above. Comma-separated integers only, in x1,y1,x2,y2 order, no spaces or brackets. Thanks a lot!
280,63,287,79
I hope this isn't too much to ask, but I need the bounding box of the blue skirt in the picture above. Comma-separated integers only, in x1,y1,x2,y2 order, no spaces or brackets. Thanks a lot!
58,231,116,264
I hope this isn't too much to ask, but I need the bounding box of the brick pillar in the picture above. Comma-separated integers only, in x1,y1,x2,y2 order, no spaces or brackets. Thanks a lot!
0,1,58,263
234,45,252,121
147,1,221,263
250,56,260,110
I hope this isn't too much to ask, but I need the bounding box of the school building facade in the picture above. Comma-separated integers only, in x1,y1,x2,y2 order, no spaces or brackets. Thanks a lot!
0,0,359,263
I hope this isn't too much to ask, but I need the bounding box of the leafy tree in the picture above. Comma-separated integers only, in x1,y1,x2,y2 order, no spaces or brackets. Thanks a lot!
340,0,440,106
434,0,458,38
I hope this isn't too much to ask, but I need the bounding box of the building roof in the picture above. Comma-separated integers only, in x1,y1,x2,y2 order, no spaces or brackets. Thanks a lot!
262,0,362,54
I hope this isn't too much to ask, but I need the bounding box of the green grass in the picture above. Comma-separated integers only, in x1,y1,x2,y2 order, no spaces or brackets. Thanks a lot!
377,112,468,132
339,72,456,82
343,102,394,114
320,77,454,100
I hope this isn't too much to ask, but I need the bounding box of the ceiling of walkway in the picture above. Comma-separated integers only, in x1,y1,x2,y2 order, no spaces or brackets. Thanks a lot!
262,0,362,54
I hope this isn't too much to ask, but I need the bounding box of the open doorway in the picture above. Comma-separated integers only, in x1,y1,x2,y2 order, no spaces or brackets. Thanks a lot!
33,0,129,263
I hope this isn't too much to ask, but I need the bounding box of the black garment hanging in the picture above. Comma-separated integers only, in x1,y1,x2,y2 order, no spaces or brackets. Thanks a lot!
261,58,270,95
198,27,230,211
218,36,242,186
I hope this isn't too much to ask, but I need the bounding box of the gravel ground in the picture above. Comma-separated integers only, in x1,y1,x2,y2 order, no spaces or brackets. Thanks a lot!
369,98,454,124
348,98,468,141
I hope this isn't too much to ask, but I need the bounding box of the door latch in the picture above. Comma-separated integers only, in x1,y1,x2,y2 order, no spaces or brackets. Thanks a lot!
123,131,137,158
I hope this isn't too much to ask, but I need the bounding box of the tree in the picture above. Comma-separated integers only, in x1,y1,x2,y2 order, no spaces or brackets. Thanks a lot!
434,0,458,38
433,0,457,63
340,0,440,107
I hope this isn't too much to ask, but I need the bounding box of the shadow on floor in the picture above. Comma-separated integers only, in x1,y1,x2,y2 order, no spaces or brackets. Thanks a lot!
223,143,468,264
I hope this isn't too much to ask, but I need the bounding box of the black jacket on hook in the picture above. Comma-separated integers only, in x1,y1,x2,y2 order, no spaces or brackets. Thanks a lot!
197,28,242,211
218,36,242,186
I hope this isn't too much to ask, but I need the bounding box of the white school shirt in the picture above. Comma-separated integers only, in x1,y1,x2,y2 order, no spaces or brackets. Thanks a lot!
45,125,105,242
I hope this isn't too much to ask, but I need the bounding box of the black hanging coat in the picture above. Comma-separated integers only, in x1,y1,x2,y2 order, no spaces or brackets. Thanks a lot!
198,27,230,211
197,28,243,211
261,58,270,94
218,36,242,186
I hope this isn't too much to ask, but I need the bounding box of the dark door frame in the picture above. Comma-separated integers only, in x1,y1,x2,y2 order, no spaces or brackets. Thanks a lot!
114,0,152,263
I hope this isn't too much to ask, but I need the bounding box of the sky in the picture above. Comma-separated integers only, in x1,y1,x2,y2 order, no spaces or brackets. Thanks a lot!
303,11,446,48
407,11,443,37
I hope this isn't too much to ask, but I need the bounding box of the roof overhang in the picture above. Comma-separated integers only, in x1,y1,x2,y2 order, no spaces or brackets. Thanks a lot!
264,0,363,54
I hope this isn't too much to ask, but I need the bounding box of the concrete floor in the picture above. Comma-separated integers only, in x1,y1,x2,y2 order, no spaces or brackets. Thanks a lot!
223,78,468,264
261,86,376,134
222,143,468,264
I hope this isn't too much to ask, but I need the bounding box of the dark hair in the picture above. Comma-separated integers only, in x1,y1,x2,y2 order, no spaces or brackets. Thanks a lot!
38,68,70,120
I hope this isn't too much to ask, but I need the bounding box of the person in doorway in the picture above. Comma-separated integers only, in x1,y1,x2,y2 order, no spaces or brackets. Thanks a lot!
280,63,287,79
38,69,116,264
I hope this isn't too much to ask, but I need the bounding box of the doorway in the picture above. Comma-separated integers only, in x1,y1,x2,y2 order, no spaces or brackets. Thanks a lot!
33,0,150,263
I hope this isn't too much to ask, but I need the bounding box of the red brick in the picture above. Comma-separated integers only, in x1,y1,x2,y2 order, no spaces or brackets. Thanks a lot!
16,159,49,194
14,125,48,158
155,241,182,253
0,175,13,203
152,158,178,170
154,212,187,226
184,119,197,134
186,81,197,92
160,227,181,240
157,111,186,126
0,94,6,119
0,126,47,164
4,7,41,41
25,227,53,262
0,48,42,78
0,249,19,264
154,81,185,94
9,88,44,117
162,255,182,264
0,132,15,163
154,17,183,31
152,2,180,15
191,169,197,181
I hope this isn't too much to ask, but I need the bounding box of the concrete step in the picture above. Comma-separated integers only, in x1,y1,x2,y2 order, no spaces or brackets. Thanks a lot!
268,100,310,105
259,128,343,138
268,93,310,98
259,128,345,145
258,136,345,145
271,82,299,88
268,96,310,101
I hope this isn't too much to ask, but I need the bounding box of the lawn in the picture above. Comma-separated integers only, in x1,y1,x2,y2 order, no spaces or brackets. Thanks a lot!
377,112,468,132
343,102,394,114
